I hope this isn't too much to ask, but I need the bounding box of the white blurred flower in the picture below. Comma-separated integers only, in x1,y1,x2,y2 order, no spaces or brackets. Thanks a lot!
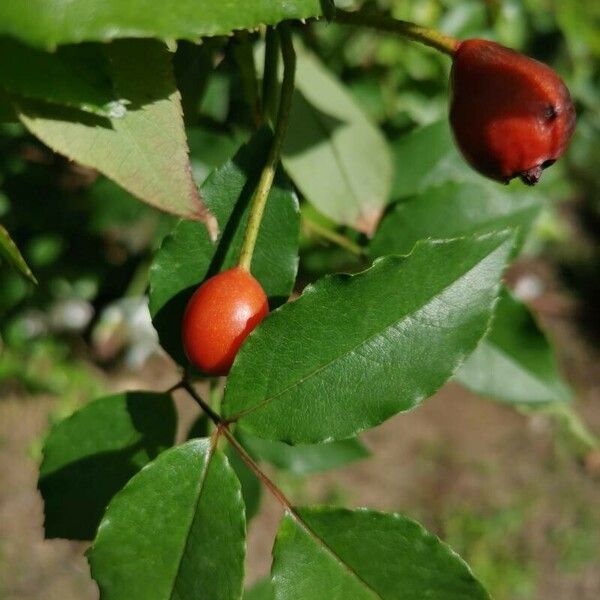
91,296,162,368
48,298,94,333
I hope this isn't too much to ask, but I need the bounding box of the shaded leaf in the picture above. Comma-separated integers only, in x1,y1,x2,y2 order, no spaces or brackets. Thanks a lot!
187,413,211,440
283,47,392,235
0,223,37,284
149,130,300,364
39,391,176,540
187,415,262,520
272,507,490,599
370,181,542,259
0,0,325,49
390,120,482,200
223,232,514,444
239,431,369,475
0,39,122,117
187,126,245,186
456,289,572,404
227,445,263,522
88,439,245,600
16,39,212,227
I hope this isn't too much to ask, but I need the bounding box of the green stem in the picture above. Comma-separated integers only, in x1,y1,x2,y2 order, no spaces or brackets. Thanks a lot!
179,378,297,510
333,8,459,56
181,379,224,425
550,403,599,452
232,31,262,126
220,426,294,510
261,27,280,125
238,25,296,272
303,217,366,257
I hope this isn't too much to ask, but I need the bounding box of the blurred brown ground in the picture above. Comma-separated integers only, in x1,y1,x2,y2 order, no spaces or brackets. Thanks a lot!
1,274,599,600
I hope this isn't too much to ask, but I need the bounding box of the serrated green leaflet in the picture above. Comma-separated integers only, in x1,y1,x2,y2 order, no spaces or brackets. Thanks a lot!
272,508,490,599
16,40,210,225
88,439,246,600
0,223,36,284
370,181,541,259
223,232,514,444
39,391,176,540
0,0,325,49
149,130,299,364
456,289,572,404
283,46,392,235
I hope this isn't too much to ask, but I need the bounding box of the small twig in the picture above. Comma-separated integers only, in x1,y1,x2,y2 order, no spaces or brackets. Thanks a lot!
181,379,224,425
165,380,185,395
179,379,296,509
303,217,366,257
333,8,459,56
220,426,295,510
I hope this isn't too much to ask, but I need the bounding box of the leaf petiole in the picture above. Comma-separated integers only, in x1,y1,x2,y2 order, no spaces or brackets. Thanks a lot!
333,7,459,56
237,24,296,272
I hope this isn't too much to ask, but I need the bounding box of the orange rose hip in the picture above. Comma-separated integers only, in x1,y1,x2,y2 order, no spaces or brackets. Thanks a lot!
182,267,269,375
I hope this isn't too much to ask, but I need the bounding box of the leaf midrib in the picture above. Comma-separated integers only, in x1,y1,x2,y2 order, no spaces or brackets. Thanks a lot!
287,509,383,600
167,439,216,600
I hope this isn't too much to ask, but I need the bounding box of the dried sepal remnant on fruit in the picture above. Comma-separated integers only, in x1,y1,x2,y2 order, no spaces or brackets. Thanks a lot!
182,267,269,375
449,39,576,185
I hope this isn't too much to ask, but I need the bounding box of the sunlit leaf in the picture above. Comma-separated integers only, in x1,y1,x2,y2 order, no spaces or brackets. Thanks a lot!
223,232,514,443
272,507,490,599
88,439,246,600
16,40,213,227
283,46,393,235
456,289,573,404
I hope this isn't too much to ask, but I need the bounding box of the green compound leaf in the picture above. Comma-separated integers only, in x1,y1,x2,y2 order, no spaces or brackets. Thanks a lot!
456,289,573,404
239,431,369,475
0,0,325,49
283,46,392,236
223,232,514,444
0,39,123,117
16,40,212,226
0,223,37,284
370,181,542,259
149,129,299,364
272,508,490,600
39,391,176,540
88,439,246,600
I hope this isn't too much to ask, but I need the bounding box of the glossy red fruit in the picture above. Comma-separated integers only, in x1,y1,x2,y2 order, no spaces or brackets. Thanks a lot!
450,39,576,185
182,267,269,375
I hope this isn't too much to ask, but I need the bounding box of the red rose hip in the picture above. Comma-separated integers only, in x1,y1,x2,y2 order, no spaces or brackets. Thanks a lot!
450,39,576,185
182,267,269,375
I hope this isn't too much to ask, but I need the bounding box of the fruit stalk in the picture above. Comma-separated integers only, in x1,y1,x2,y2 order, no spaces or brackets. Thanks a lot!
238,24,296,272
261,27,280,125
333,7,459,56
